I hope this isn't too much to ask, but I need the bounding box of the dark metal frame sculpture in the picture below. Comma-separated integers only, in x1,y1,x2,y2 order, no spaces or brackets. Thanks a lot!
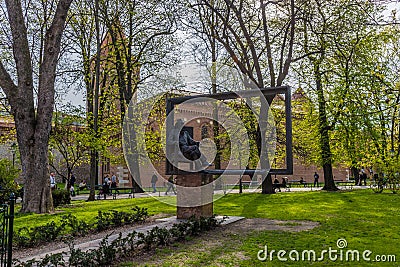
166,86,293,176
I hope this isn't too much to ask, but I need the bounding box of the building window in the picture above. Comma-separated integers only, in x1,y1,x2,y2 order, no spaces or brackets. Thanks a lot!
201,125,209,139
103,157,110,173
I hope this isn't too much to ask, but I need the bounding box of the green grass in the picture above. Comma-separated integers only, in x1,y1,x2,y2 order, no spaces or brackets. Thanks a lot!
14,196,176,231
119,190,400,266
211,191,400,266
13,190,400,266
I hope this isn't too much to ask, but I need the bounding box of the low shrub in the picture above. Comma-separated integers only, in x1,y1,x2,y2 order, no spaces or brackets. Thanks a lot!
13,216,222,266
95,207,148,231
14,221,64,247
13,206,149,248
52,189,70,207
60,214,91,236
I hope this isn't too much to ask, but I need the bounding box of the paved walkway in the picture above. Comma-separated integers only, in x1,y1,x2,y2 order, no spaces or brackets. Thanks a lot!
71,184,369,201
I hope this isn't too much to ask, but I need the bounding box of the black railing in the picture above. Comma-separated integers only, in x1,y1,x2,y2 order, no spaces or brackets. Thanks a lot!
0,194,15,267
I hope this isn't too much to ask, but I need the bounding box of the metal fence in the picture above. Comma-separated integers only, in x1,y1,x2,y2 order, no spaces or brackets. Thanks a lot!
0,194,15,267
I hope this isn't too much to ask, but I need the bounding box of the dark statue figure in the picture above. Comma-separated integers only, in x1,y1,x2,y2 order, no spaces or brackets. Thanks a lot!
175,119,212,168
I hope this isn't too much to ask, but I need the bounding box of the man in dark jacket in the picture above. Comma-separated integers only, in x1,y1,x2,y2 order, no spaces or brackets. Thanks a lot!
151,173,158,193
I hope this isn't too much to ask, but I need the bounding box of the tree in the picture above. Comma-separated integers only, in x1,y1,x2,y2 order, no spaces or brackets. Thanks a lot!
185,0,228,189
49,105,90,190
0,0,73,213
95,0,181,191
296,0,382,190
193,0,297,193
65,0,98,200
348,26,400,172
0,158,20,202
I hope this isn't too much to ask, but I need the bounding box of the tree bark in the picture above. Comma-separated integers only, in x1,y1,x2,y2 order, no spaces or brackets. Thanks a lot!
88,0,101,201
315,65,338,191
0,0,73,213
262,173,275,194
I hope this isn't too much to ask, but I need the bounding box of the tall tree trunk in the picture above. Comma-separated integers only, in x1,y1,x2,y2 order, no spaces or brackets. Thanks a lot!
18,123,54,213
0,0,73,213
260,97,275,194
315,65,338,191
126,103,143,191
88,0,101,201
210,12,222,190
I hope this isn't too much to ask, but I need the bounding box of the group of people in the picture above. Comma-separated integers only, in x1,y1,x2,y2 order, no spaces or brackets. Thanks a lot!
49,172,79,196
101,173,118,196
50,171,114,196
273,177,288,192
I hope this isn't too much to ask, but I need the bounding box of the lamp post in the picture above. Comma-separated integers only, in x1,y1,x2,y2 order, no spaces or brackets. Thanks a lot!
10,142,17,167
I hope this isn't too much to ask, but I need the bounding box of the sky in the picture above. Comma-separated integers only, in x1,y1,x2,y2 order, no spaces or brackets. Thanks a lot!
63,1,400,107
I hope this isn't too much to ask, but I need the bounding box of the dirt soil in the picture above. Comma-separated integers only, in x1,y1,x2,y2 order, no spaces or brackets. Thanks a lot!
126,218,320,266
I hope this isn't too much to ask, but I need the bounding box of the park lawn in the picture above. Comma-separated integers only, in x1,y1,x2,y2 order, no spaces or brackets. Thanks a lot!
119,190,400,267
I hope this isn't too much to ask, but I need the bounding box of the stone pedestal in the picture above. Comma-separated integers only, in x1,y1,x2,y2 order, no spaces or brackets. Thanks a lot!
176,173,213,219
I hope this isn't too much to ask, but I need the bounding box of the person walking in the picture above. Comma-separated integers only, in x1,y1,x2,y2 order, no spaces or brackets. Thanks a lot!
165,175,176,195
361,169,367,186
151,173,158,193
313,172,319,187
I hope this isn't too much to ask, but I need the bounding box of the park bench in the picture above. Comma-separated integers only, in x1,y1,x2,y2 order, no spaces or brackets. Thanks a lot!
237,180,252,189
288,180,305,187
287,181,315,190
96,185,112,200
110,187,135,199
75,184,89,195
96,185,136,200
75,187,84,195
335,180,354,189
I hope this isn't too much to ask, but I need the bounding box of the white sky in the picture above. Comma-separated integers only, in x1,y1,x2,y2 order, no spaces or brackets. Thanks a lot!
63,1,400,107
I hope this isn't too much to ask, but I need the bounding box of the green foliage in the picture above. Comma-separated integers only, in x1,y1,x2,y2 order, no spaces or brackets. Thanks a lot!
226,100,258,168
0,158,20,193
290,92,321,166
13,206,148,248
60,214,91,236
50,104,90,182
14,216,220,266
12,197,173,233
51,189,71,208
95,207,148,231
14,221,64,247
144,96,167,162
